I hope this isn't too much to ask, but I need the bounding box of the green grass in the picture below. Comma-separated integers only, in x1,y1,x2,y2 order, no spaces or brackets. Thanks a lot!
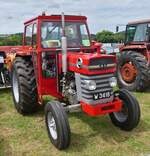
0,89,150,156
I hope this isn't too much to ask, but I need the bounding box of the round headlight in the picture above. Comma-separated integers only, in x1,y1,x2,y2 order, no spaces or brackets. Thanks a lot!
77,58,83,68
109,77,117,87
84,80,96,90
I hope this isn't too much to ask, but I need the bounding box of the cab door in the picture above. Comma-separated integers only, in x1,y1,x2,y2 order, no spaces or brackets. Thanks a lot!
38,21,60,97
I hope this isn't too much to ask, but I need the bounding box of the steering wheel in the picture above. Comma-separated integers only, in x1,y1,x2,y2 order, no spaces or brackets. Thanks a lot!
67,38,81,47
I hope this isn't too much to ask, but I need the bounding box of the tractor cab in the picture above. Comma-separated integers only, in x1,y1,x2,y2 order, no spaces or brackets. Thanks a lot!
125,20,150,44
23,14,93,51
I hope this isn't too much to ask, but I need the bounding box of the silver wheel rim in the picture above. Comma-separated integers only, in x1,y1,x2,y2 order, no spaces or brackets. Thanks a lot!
47,112,58,140
113,103,128,122
12,71,19,103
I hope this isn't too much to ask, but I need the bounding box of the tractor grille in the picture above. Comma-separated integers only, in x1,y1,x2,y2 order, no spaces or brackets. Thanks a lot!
89,58,114,66
75,73,114,105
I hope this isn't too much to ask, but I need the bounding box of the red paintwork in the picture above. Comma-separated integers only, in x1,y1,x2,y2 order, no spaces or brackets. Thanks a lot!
24,15,87,25
120,44,146,51
120,43,150,64
68,52,116,75
81,98,123,116
58,52,116,75
0,46,35,56
0,46,22,53
0,14,122,116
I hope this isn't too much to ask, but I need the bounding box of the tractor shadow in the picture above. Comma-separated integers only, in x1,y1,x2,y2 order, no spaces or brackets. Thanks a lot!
28,98,52,118
135,87,150,93
65,112,150,152
0,88,10,94
144,86,150,92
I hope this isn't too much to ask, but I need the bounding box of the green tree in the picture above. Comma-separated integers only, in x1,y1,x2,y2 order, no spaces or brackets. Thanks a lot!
96,30,116,43
114,31,125,43
0,33,22,46
96,30,125,43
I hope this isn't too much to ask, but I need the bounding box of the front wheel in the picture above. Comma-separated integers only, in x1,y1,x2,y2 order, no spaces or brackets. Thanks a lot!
109,89,140,131
45,101,71,150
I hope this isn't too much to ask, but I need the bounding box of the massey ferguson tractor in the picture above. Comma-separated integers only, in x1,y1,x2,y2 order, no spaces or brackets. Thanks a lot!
0,13,140,150
117,19,150,91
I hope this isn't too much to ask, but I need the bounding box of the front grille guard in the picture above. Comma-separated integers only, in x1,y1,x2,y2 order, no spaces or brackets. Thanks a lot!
75,73,114,105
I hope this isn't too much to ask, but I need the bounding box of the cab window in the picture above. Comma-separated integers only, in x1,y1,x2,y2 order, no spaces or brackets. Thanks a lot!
80,24,90,46
41,22,91,48
41,22,61,48
25,24,32,45
33,23,37,46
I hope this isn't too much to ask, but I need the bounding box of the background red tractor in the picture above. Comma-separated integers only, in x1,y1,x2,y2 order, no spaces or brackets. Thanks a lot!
117,19,150,91
0,48,14,89
0,13,140,150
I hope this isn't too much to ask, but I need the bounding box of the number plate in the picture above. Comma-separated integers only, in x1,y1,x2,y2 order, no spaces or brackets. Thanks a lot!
0,56,4,63
93,91,113,100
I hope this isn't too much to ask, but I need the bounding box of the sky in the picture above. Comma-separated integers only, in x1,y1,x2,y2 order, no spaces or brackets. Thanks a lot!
0,0,149,34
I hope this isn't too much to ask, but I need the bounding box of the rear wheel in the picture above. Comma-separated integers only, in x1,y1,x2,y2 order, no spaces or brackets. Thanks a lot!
109,89,140,131
11,57,38,114
117,51,149,91
45,101,71,150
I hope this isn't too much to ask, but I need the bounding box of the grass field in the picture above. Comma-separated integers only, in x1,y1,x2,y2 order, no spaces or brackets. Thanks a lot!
0,89,150,156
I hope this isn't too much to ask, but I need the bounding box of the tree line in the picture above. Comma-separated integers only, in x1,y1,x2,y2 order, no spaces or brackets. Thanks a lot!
94,30,125,43
0,33,22,46
0,30,125,46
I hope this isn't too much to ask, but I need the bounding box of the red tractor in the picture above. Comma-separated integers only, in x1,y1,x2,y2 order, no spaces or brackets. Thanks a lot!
1,13,140,150
117,19,150,91
0,48,13,89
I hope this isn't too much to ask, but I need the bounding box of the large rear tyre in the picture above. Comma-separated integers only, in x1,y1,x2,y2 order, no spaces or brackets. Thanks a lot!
117,51,149,91
11,57,38,114
45,101,71,150
109,89,140,131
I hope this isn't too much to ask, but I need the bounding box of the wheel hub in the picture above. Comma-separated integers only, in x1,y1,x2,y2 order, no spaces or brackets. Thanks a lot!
114,103,128,123
47,112,57,140
121,63,137,83
12,71,19,103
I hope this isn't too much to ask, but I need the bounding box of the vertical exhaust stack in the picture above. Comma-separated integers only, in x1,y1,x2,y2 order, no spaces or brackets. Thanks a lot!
61,12,67,75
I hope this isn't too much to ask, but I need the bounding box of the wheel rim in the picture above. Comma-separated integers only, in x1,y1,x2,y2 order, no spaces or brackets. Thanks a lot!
120,62,137,83
113,102,128,122
47,112,58,140
12,71,19,103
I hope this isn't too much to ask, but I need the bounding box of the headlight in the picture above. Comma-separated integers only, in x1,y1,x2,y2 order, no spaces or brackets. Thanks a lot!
84,80,96,90
77,58,83,68
109,77,117,87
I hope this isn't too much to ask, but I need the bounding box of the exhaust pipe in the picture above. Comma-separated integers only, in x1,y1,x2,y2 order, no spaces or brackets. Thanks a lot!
61,12,67,74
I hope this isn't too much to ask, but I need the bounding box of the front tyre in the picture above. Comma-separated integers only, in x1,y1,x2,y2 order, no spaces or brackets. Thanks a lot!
45,101,71,150
109,89,140,131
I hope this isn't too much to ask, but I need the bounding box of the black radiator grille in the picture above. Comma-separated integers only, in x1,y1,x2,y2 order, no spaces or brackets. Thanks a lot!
89,58,114,66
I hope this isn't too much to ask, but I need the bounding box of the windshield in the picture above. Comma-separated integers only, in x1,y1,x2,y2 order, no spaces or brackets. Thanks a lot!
41,21,90,48
126,23,150,43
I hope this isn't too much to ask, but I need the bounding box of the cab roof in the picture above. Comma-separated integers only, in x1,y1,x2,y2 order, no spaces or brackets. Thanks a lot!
24,14,87,25
128,19,150,25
